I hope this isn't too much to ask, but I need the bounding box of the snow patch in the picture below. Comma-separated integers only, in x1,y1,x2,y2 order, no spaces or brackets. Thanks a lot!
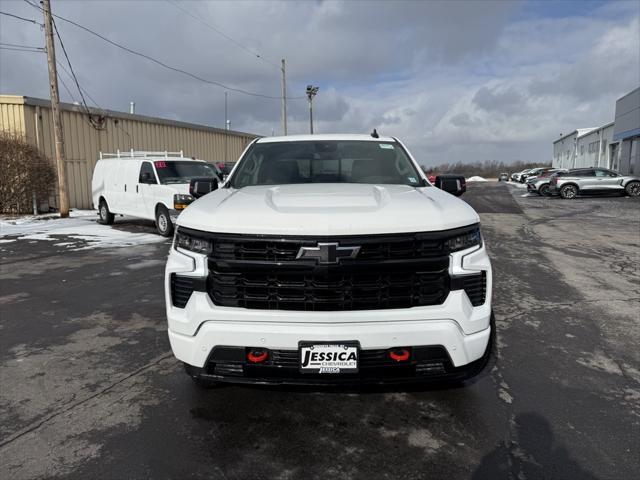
467,176,487,182
0,210,165,251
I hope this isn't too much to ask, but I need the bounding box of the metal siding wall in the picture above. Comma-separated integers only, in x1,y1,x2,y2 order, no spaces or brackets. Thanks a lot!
1,98,257,209
0,102,26,138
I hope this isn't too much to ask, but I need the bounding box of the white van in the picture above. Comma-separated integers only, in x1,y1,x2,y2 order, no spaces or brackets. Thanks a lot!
91,151,221,236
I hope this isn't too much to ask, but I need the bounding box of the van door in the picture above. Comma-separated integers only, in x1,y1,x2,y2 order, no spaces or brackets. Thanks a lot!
137,161,159,219
105,160,123,213
118,161,141,216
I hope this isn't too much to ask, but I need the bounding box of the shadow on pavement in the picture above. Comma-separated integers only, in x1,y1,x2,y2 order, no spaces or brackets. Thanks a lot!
472,412,600,480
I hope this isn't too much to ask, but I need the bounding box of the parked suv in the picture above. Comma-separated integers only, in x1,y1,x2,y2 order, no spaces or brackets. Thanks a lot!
526,169,566,196
165,134,493,387
92,151,222,236
549,168,640,199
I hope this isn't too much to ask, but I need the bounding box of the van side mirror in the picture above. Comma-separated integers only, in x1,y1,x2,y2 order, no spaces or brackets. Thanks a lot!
190,177,218,198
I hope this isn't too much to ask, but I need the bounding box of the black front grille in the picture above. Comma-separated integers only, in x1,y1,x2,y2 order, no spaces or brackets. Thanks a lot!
210,265,449,311
212,234,446,262
461,272,486,306
178,227,483,312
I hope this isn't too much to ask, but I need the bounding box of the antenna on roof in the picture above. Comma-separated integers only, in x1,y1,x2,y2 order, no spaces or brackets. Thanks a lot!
371,128,379,138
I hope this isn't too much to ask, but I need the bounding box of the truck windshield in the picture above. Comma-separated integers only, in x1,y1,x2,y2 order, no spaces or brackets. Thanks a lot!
230,140,425,188
154,161,219,184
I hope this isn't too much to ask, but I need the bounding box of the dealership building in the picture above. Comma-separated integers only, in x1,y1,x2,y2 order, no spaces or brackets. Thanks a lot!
612,87,640,176
552,87,639,175
0,95,258,209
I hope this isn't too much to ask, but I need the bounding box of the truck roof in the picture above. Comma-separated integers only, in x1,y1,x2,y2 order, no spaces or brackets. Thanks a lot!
256,134,397,143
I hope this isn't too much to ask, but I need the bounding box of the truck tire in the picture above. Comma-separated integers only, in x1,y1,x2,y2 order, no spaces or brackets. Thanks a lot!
560,184,578,199
625,181,640,197
98,199,115,225
155,205,174,237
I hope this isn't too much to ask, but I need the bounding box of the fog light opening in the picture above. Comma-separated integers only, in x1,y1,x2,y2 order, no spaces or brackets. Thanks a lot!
389,348,411,362
247,349,269,364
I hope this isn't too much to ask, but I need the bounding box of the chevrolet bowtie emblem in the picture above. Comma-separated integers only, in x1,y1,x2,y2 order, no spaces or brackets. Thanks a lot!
296,242,361,264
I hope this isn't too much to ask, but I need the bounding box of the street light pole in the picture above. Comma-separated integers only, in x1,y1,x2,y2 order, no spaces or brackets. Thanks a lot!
224,92,228,163
281,59,287,136
305,85,319,134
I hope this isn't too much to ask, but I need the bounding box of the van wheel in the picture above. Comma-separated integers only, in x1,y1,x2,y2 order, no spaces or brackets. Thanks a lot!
539,184,550,196
625,181,640,197
98,200,115,225
560,184,578,199
155,205,174,237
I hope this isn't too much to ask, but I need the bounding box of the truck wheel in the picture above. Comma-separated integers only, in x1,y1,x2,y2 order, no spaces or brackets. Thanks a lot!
155,205,174,237
560,184,578,199
625,181,640,197
539,184,550,196
98,199,115,225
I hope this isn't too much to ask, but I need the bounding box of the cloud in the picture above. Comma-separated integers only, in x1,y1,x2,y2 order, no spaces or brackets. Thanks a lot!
0,0,638,166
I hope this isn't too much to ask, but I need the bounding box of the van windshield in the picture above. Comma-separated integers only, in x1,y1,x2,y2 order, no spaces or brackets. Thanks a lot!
229,140,425,188
154,161,219,184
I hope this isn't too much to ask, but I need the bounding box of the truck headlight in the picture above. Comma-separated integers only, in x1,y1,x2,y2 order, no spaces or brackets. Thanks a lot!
174,228,212,255
445,226,482,252
174,194,195,210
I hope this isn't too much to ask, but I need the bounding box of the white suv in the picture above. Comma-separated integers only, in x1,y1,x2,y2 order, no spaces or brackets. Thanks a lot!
92,151,221,236
165,134,493,386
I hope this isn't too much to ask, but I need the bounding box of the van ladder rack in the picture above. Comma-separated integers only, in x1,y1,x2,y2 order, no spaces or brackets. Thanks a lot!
99,150,185,159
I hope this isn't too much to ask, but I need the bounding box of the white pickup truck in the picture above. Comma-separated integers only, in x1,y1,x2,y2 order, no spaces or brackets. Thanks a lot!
165,134,493,387
91,151,221,236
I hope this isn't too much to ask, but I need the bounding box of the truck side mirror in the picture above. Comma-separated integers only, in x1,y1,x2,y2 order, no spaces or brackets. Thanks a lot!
436,177,465,197
190,177,218,198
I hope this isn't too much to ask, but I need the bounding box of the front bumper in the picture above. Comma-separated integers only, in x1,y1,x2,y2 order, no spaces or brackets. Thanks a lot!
165,241,493,383
182,335,493,386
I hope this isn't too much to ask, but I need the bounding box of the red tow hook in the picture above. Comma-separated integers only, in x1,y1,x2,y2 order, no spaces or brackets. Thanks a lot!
389,348,411,362
247,349,269,363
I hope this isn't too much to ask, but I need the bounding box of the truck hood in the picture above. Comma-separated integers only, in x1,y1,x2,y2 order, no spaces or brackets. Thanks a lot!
177,183,479,235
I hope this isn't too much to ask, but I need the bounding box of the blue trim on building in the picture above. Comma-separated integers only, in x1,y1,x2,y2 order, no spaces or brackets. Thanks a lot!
613,127,640,141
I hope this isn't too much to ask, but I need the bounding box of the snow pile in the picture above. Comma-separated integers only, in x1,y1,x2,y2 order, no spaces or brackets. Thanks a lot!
0,210,165,250
467,176,488,182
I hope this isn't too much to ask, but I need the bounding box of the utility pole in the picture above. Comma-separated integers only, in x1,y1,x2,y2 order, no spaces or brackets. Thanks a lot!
42,0,70,217
306,85,319,134
280,58,287,136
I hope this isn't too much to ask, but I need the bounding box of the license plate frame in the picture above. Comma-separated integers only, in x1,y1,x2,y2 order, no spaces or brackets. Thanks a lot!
298,341,359,374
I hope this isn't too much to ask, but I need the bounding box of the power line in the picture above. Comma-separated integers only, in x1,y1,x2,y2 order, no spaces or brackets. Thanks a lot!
55,58,105,115
0,45,44,52
0,42,44,50
52,17,103,129
57,57,132,143
165,0,279,69
23,0,300,100
0,10,42,25
55,62,78,103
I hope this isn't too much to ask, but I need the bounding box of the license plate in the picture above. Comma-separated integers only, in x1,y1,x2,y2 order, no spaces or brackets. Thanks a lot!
299,343,358,374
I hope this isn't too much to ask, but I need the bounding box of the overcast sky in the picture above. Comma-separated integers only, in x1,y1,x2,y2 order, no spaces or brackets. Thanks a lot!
1,0,639,165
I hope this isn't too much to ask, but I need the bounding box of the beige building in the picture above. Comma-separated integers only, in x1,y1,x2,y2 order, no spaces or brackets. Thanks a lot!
0,95,258,209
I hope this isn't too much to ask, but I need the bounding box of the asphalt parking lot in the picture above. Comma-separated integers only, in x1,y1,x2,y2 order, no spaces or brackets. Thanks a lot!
1,182,638,480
